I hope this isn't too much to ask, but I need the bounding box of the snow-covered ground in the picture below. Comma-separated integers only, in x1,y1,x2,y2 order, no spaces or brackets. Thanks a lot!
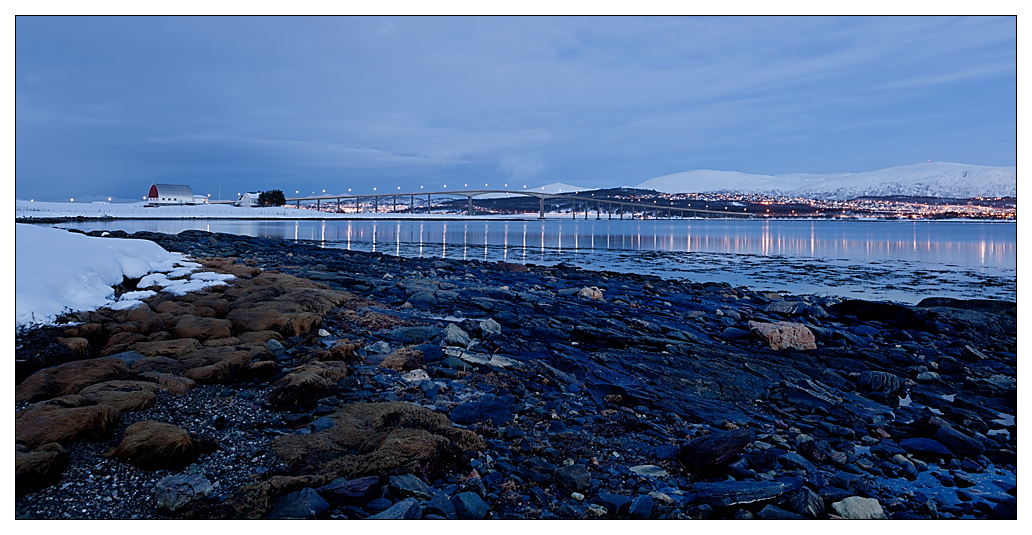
15,224,234,328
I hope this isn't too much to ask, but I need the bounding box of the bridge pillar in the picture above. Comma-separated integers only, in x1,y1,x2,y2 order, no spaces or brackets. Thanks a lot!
393,195,397,213
468,195,473,216
410,194,414,214
596,200,601,220
374,196,378,213
608,202,612,220
296,200,300,208
317,199,320,210
427,193,431,214
539,198,545,219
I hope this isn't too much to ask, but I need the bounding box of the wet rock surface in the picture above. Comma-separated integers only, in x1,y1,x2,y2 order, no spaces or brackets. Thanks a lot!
14,229,1017,519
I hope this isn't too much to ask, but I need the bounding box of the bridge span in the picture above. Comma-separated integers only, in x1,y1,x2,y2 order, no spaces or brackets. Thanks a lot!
284,189,750,219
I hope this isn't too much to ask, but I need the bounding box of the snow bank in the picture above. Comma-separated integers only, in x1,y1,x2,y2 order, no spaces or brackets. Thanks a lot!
15,224,230,328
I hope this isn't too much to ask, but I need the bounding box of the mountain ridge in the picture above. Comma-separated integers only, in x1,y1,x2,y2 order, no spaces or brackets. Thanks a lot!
634,162,1016,200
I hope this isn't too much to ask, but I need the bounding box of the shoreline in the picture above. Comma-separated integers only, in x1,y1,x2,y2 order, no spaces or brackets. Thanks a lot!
15,229,1017,519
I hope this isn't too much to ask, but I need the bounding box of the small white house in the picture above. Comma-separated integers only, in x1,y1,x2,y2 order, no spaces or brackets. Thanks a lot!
192,195,209,204
147,184,195,205
236,192,261,207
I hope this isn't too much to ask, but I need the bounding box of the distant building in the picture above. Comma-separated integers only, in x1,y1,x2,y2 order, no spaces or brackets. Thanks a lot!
236,192,261,207
147,184,195,205
192,195,209,204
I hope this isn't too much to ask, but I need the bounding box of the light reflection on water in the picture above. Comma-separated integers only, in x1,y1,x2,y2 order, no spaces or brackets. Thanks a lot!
42,219,1016,304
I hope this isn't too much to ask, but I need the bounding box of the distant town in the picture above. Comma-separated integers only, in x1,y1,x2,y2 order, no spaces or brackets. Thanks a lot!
292,187,1017,220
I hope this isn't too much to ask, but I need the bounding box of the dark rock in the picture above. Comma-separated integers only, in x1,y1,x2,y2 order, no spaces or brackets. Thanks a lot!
388,473,433,500
316,475,381,505
719,327,752,341
265,487,330,519
425,491,458,519
367,497,422,519
755,504,806,519
451,492,491,519
386,326,443,344
654,444,678,460
555,464,591,492
677,428,754,473
692,480,790,508
596,492,631,515
933,426,986,459
783,487,824,519
900,437,954,458
628,495,654,519
857,370,903,396
450,395,511,425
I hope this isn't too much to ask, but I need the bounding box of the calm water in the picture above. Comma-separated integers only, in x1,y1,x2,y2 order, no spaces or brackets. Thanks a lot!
45,219,1016,304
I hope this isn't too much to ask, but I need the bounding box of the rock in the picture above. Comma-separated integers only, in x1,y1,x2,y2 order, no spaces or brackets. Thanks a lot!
629,464,668,477
555,463,591,492
596,492,631,515
105,420,217,471
266,361,348,410
57,336,90,353
318,329,331,337
173,315,232,342
747,321,816,350
857,370,903,396
586,504,608,517
367,497,422,519
265,339,287,358
764,300,808,316
154,474,213,511
691,480,790,508
719,327,753,341
900,437,954,458
16,400,121,450
933,426,986,459
577,286,604,300
831,496,887,519
628,495,654,519
16,357,130,403
236,330,283,346
654,444,679,460
401,369,430,382
388,473,433,500
425,491,458,519
387,326,443,343
381,347,425,371
755,504,806,519
479,318,502,338
449,394,511,425
784,487,824,519
271,402,482,481
82,390,156,413
129,339,203,358
266,487,330,519
15,442,69,495
444,323,471,347
451,492,491,519
677,428,754,473
316,476,382,505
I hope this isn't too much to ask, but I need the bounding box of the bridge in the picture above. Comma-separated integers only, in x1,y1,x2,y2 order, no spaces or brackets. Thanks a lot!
284,189,751,219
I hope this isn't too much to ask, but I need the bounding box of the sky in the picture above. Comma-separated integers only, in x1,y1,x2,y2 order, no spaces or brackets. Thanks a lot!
15,15,1017,202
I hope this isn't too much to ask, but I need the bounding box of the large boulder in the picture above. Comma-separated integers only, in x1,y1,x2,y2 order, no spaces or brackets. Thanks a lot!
266,361,348,410
831,496,887,519
271,402,483,481
677,428,754,474
16,357,129,403
747,321,817,351
106,420,218,471
155,474,214,512
129,339,203,358
174,315,232,342
16,443,70,495
16,397,121,449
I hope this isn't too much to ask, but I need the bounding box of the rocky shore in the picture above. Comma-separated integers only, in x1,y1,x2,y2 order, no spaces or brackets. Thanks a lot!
15,229,1017,520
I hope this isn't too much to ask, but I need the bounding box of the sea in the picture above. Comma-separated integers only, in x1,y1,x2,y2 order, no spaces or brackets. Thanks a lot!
42,218,1016,305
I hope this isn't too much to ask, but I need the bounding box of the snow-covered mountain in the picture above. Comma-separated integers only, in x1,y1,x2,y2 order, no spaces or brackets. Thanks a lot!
636,162,1016,200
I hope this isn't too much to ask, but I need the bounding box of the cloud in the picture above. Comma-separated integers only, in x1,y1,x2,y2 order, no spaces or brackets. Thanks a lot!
499,153,544,182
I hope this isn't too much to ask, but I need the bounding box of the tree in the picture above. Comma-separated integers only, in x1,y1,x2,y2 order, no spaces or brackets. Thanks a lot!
258,190,286,207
